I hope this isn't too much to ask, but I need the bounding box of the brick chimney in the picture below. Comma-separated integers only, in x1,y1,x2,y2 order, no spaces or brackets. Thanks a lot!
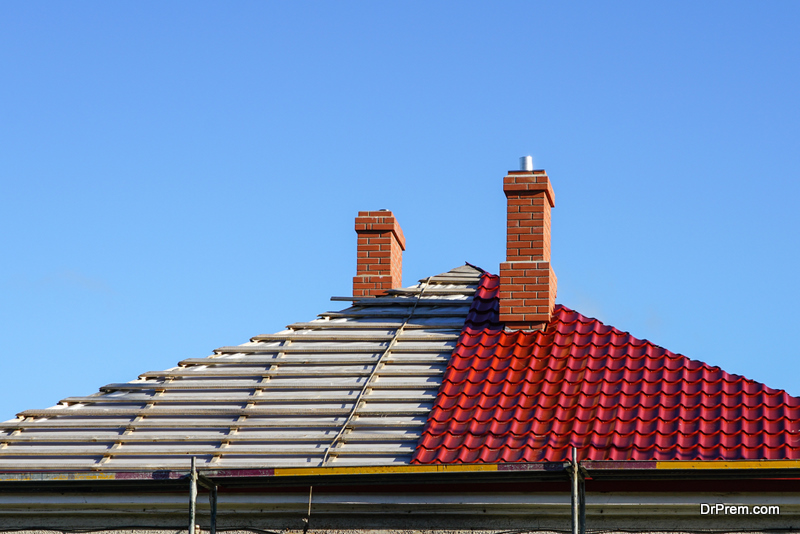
353,210,406,297
498,162,557,330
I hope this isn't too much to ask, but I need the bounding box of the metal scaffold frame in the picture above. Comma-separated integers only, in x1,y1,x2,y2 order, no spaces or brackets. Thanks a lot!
189,456,219,534
569,447,586,534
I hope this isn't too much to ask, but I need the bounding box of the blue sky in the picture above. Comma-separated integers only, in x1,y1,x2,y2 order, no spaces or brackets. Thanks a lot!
2,2,799,418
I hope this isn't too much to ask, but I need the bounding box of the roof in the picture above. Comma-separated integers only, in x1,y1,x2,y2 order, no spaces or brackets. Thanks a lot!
3,266,799,472
0,266,481,471
413,273,800,463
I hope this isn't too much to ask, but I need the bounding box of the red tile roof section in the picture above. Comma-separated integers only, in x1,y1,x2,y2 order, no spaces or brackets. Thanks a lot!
412,273,800,463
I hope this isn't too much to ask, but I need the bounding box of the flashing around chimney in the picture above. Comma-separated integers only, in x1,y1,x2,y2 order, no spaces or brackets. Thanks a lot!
499,169,557,330
353,211,406,297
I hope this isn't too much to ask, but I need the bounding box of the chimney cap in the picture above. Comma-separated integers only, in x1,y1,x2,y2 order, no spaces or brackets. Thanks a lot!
519,156,533,171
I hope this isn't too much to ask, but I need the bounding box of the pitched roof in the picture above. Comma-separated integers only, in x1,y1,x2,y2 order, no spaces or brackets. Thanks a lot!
412,273,800,464
0,266,481,471
3,266,799,472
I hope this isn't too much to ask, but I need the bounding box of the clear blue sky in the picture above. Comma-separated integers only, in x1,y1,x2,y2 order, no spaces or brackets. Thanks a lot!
2,2,799,418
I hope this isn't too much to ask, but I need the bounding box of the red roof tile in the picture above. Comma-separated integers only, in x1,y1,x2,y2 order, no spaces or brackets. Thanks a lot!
412,273,800,463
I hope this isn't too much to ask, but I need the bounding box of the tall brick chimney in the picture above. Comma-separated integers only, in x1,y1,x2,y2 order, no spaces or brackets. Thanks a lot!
353,210,406,297
498,161,557,330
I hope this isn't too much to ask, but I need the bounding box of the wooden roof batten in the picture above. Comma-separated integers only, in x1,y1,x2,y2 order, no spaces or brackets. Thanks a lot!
320,276,434,466
0,265,481,471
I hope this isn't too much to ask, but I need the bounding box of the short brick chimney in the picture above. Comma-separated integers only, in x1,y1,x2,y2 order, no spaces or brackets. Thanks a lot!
353,210,406,297
498,164,557,330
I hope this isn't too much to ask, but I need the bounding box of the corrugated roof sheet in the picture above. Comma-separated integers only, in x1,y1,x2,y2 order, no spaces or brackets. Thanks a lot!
0,266,482,471
413,273,800,464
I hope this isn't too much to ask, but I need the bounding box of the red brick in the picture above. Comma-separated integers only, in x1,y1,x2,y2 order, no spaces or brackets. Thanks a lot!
504,284,526,292
500,169,556,328
524,284,551,292
354,210,405,296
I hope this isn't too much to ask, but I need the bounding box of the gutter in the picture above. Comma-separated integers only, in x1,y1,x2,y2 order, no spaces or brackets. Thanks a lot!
1,459,799,485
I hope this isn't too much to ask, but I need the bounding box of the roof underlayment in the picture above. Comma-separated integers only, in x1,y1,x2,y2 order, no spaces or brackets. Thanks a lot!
0,265,481,471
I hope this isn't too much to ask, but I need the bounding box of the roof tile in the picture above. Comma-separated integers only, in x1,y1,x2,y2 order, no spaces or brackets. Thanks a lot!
412,273,800,463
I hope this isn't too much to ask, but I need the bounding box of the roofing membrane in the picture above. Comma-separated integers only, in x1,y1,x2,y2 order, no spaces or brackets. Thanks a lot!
0,266,481,471
412,273,800,464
